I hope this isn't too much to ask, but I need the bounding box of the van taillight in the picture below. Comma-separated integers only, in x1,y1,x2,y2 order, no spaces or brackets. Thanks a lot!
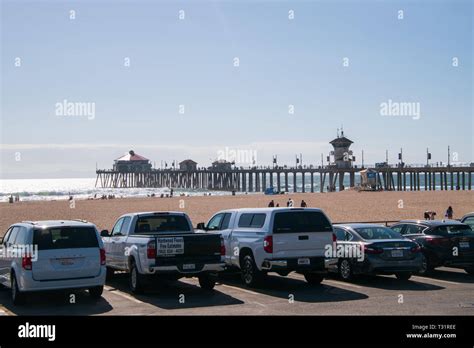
263,236,273,253
100,248,106,265
147,241,156,259
22,256,32,270
220,237,226,256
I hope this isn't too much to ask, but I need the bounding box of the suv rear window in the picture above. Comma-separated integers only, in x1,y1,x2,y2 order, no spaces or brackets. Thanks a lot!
33,227,99,250
135,215,191,233
432,225,474,236
273,211,332,233
238,213,266,228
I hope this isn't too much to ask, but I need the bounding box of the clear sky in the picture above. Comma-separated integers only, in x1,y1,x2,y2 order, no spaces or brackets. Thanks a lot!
1,0,472,178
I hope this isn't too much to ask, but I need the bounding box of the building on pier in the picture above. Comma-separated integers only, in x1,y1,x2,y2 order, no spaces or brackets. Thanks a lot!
113,150,152,172
329,130,355,169
179,159,198,171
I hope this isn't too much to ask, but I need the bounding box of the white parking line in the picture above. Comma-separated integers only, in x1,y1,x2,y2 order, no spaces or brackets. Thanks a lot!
104,285,146,304
219,284,263,296
411,276,461,286
323,279,363,289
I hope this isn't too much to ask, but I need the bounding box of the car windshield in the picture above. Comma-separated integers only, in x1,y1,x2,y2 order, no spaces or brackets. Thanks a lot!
135,215,191,233
354,226,402,240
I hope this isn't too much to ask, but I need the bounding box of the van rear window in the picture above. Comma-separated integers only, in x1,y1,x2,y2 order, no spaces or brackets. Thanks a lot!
33,227,99,250
273,211,332,233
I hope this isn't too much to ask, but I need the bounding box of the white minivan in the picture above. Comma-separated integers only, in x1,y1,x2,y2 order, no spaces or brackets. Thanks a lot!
0,220,106,304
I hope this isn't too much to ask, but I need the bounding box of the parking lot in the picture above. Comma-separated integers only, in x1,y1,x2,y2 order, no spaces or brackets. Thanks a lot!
0,267,473,316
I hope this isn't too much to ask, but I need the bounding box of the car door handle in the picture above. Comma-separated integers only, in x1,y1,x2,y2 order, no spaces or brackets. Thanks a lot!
298,235,309,240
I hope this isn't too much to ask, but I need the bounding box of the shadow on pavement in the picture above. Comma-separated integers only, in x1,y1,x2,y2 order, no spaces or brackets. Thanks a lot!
106,273,244,310
217,273,369,303
0,285,114,315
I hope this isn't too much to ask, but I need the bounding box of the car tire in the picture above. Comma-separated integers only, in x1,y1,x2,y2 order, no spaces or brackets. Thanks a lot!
464,267,474,276
241,254,264,287
11,273,25,305
418,253,433,275
106,267,115,280
198,274,216,291
395,273,412,281
303,273,324,285
89,286,104,299
339,259,354,281
129,260,145,294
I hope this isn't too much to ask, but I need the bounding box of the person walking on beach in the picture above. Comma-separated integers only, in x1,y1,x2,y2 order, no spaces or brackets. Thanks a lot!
445,206,453,219
287,198,294,207
300,200,307,207
268,200,275,207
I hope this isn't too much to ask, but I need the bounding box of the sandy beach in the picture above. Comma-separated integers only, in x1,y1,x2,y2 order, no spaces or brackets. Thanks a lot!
0,190,472,235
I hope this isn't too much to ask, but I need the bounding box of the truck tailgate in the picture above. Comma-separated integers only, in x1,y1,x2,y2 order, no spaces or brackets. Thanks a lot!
153,233,222,268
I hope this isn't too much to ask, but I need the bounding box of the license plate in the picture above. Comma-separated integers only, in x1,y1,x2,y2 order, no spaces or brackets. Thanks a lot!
298,258,310,265
391,250,404,258
183,263,196,270
459,242,470,249
59,258,75,266
157,237,184,256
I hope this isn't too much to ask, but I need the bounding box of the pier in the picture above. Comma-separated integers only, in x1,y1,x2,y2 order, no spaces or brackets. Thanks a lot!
95,133,473,192
95,166,473,192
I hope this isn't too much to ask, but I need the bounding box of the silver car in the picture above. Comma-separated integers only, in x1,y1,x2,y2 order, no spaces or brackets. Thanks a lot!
327,224,422,281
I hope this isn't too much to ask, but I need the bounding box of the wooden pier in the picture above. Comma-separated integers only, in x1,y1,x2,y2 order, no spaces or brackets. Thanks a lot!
95,166,474,192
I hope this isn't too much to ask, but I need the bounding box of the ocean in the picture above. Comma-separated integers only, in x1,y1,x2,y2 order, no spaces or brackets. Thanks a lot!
0,174,462,202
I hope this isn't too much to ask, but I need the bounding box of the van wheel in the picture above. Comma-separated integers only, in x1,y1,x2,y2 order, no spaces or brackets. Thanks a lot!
11,273,25,305
395,273,412,281
339,259,354,281
106,267,115,280
241,255,264,287
198,274,216,291
129,261,145,294
89,286,104,299
303,273,324,285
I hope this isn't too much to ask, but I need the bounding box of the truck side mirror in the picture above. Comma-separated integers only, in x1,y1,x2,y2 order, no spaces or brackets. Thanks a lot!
100,230,110,237
196,222,206,230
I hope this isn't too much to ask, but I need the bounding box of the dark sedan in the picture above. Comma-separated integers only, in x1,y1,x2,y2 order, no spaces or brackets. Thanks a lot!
328,224,422,281
390,220,474,275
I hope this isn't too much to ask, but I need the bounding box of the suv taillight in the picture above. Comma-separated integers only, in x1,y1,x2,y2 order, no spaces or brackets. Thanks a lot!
147,241,156,259
426,237,449,246
220,237,226,256
100,248,106,265
263,236,273,253
22,255,32,270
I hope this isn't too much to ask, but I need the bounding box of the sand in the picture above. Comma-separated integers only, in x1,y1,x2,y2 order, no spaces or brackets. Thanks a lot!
0,190,472,235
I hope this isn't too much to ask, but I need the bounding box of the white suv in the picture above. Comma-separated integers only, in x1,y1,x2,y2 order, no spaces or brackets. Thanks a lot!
199,208,335,287
0,220,106,304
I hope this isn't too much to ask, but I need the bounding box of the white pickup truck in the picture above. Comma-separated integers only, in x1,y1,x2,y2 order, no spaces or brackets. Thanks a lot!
101,211,225,293
197,208,335,287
